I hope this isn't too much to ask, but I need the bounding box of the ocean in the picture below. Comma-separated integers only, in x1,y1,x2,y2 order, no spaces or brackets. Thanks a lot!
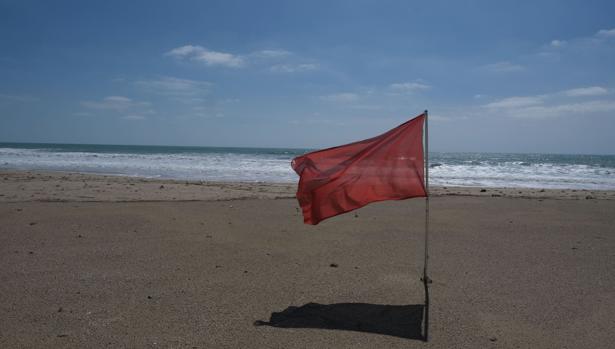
1,142,614,190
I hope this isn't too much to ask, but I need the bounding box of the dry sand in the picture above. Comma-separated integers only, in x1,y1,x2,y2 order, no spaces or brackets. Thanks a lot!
1,170,614,348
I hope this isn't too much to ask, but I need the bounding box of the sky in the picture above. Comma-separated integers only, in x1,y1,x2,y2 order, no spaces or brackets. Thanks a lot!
1,0,615,154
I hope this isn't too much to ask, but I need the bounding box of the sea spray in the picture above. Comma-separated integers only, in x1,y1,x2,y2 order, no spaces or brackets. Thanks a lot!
1,143,614,190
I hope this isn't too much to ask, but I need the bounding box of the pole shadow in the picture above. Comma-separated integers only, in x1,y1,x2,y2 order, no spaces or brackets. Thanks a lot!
255,302,425,340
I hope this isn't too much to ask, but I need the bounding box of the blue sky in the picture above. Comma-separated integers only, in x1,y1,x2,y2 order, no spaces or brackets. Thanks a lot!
1,0,615,154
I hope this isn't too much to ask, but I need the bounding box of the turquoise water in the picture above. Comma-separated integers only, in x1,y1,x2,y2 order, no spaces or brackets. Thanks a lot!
1,142,614,189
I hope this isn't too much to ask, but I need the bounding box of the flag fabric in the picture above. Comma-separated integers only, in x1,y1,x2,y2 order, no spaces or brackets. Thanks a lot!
291,113,427,225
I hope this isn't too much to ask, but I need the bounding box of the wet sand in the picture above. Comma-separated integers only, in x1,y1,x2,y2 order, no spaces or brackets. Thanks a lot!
1,170,614,348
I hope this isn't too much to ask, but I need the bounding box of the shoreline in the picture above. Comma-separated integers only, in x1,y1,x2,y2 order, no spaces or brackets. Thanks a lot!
1,169,614,203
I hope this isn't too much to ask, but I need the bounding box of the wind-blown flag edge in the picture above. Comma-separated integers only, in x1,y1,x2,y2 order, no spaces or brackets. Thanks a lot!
292,113,427,225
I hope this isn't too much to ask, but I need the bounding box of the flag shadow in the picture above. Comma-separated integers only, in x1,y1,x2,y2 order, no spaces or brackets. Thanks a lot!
254,302,425,341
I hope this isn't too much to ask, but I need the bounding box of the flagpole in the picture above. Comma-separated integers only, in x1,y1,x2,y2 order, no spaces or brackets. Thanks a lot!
422,109,430,342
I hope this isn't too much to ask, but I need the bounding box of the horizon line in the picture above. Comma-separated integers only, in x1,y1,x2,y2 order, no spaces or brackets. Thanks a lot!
1,140,614,156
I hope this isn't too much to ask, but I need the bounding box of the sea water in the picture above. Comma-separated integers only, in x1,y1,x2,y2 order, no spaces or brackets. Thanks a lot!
1,143,614,190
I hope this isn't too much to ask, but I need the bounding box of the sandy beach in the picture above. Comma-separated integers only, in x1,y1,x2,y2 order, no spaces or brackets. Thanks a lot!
1,170,614,348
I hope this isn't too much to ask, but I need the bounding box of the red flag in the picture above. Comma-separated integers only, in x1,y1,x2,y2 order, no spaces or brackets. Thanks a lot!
292,113,426,225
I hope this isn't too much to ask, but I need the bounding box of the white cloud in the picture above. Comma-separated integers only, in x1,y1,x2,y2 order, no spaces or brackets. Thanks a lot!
166,45,199,57
136,77,211,97
320,93,359,103
166,45,244,68
389,81,431,93
555,100,615,113
484,96,544,109
252,49,291,58
79,96,156,120
506,100,615,119
166,45,321,74
539,28,615,57
596,28,615,38
195,51,243,67
81,96,151,111
563,86,608,97
483,89,615,119
550,39,567,48
482,61,525,73
269,63,319,73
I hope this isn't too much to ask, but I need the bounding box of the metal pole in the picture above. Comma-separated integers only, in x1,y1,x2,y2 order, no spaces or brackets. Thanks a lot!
423,109,429,282
422,109,430,342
